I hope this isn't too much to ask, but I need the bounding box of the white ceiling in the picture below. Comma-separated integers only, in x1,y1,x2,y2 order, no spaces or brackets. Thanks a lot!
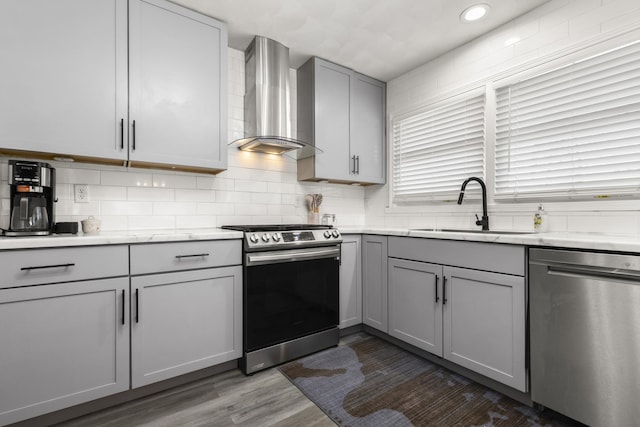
170,0,550,82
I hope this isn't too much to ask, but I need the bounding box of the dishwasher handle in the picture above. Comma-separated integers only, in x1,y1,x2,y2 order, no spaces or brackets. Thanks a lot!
547,264,640,283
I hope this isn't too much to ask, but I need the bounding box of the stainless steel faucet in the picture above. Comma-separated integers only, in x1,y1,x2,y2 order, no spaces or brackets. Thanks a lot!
457,177,489,231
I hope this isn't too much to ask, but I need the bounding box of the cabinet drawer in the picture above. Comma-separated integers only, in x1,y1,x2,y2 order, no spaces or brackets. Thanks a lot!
0,245,129,289
130,240,241,275
388,237,525,276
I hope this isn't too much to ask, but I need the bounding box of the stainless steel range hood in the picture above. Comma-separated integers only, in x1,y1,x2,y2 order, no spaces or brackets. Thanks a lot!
231,36,317,156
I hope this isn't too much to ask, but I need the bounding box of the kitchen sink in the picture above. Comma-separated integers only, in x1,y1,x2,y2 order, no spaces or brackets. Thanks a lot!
412,228,535,235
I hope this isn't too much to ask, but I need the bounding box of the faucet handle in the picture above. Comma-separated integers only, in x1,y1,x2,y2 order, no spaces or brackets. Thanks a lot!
475,214,480,224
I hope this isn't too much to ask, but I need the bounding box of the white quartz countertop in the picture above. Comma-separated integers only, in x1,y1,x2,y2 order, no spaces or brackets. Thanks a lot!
0,228,243,250
1,226,639,253
340,227,640,253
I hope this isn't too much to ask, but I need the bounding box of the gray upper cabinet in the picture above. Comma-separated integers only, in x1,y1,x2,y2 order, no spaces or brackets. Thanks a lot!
350,73,386,183
0,0,227,173
0,0,128,163
297,57,386,185
128,0,227,172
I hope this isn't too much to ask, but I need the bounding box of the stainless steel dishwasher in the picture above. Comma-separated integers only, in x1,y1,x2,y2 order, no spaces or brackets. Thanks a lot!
530,248,640,427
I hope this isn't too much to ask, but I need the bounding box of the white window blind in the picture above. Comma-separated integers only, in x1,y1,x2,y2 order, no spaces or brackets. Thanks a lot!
495,40,640,200
392,93,485,203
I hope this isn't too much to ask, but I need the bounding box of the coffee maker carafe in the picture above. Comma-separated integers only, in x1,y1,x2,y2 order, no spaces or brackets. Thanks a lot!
6,160,55,236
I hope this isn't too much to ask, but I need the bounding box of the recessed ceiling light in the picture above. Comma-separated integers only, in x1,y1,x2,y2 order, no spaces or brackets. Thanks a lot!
460,4,491,23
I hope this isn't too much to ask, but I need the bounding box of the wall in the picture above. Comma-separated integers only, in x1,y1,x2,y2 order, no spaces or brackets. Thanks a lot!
0,48,366,232
366,0,640,234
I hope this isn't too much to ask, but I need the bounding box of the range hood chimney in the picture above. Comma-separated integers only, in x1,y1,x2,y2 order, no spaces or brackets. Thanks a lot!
232,36,312,155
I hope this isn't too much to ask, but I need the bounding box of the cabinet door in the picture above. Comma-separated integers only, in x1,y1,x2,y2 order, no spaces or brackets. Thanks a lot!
339,235,362,329
362,235,388,332
0,0,128,161
0,278,130,426
350,73,386,184
131,266,242,388
129,0,228,170
443,266,526,391
388,258,443,356
313,59,352,181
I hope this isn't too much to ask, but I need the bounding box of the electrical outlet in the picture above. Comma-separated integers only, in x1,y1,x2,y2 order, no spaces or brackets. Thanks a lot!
74,184,89,203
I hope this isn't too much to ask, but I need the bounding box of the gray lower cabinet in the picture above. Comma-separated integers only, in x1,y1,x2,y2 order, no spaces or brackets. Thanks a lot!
0,247,130,426
388,258,443,355
362,235,388,332
387,237,526,392
129,241,242,388
339,235,362,329
442,266,526,391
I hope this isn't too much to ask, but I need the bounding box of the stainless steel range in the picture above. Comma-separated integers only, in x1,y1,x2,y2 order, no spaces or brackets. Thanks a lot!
221,224,342,374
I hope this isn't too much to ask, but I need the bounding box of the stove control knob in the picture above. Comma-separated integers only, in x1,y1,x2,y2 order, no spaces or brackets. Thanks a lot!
332,230,340,238
323,230,332,239
272,232,281,242
249,234,259,244
261,233,270,242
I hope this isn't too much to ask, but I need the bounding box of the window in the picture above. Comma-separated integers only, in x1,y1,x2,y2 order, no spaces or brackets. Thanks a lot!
391,92,485,203
495,40,640,200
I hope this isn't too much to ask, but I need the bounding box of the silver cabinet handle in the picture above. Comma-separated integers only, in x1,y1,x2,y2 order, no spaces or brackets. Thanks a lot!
175,253,210,259
21,263,75,271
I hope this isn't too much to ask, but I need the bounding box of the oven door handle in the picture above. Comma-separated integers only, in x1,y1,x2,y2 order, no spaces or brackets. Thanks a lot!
247,247,340,266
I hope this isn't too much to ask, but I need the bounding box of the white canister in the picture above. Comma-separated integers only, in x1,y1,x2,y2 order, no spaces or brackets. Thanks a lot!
81,216,102,235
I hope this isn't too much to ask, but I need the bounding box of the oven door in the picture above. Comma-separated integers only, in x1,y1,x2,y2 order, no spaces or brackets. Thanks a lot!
244,245,340,352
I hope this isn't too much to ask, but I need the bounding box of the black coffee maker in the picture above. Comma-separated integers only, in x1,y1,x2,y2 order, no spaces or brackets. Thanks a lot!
6,160,55,236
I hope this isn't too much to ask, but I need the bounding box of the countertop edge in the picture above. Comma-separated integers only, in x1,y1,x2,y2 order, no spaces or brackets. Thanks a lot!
0,229,244,250
1,226,639,253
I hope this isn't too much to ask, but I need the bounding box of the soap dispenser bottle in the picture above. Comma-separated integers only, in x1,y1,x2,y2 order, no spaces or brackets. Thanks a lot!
533,204,548,233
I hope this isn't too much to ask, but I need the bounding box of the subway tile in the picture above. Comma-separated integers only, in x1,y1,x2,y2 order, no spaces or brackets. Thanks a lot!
236,179,267,193
128,216,175,230
175,189,216,202
101,170,152,187
216,190,251,204
89,185,127,201
152,174,197,189
55,168,101,184
176,215,217,229
153,202,197,216
251,192,282,205
197,202,234,215
101,201,152,216
127,187,175,202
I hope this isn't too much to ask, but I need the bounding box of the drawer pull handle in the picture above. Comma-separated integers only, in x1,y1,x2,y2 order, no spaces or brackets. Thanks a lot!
443,276,448,305
175,253,210,259
132,119,136,151
121,290,126,325
21,263,75,271
120,118,124,150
